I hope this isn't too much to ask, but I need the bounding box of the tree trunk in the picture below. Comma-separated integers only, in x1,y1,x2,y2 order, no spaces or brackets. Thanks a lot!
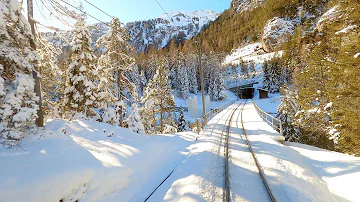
119,106,123,127
152,107,156,134
160,108,163,133
28,0,44,127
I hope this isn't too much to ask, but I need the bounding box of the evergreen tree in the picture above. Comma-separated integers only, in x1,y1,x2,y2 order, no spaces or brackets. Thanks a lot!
128,103,145,134
140,79,156,134
263,56,282,93
36,32,64,119
177,110,187,132
277,87,300,142
177,52,189,100
187,53,198,94
96,18,137,125
141,57,175,133
209,67,227,101
249,61,256,78
63,18,98,119
240,59,249,78
0,0,39,142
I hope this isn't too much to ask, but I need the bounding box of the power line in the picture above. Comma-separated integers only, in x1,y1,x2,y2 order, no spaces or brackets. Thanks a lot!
83,0,127,26
56,0,110,26
155,0,175,26
83,0,113,18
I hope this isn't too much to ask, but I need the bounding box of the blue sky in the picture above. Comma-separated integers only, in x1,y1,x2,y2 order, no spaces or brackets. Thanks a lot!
82,0,231,24
27,0,231,30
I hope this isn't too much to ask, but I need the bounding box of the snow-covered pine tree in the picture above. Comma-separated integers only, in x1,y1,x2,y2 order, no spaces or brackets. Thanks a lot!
128,103,145,134
240,61,249,78
96,17,137,126
63,18,99,119
141,57,175,134
277,87,300,142
263,57,281,93
139,69,147,93
249,61,256,78
177,52,189,100
187,53,198,94
0,0,39,142
209,66,227,101
177,110,187,132
262,60,270,90
36,31,64,119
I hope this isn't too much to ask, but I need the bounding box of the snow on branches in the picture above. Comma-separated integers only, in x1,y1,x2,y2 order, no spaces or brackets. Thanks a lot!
63,18,98,119
0,0,39,141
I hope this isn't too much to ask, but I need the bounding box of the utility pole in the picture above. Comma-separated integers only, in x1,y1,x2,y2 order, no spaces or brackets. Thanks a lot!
198,37,206,123
28,0,44,127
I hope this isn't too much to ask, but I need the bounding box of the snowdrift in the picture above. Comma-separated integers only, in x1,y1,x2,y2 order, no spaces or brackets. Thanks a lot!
0,119,197,202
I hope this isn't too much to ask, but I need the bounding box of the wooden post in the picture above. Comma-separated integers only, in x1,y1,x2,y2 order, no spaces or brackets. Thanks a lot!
198,38,206,123
28,0,44,127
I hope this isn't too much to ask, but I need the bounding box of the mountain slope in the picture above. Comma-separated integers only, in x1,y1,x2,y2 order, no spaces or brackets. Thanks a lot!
231,0,263,13
127,10,219,52
42,10,219,53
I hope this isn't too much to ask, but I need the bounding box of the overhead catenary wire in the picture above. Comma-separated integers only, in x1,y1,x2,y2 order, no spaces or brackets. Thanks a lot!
83,0,113,18
56,0,110,27
82,0,127,26
155,0,175,26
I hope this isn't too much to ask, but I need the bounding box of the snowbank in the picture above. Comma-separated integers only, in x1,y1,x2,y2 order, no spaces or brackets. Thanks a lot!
241,101,345,202
335,25,358,35
0,119,197,202
174,90,238,122
286,142,360,202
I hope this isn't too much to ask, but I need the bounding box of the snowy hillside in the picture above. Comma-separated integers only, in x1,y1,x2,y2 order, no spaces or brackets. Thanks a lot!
127,10,219,52
0,119,197,202
230,0,263,13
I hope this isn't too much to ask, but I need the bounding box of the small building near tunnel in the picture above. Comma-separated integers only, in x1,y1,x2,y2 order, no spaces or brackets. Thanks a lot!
229,82,258,99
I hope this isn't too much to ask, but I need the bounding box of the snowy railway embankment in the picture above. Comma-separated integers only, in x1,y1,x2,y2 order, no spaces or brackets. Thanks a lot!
1,100,359,202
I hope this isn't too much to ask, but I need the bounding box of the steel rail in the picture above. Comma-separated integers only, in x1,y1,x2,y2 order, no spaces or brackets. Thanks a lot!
224,100,245,202
240,100,276,202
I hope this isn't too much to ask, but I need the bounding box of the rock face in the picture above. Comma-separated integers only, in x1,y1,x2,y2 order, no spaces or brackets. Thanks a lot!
230,0,262,13
127,10,219,52
261,17,297,52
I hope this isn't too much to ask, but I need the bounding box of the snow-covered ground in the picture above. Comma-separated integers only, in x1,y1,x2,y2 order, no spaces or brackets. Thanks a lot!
253,92,281,114
1,101,359,201
286,142,360,202
174,90,238,122
148,101,360,202
223,42,283,66
0,119,197,202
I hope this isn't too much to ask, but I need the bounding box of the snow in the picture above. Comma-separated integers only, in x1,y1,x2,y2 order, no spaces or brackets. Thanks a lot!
286,142,360,202
335,25,358,35
174,90,238,122
223,42,282,65
144,101,358,201
253,93,281,114
0,119,197,202
354,53,360,58
158,10,219,32
262,17,298,51
316,5,342,31
1,100,359,201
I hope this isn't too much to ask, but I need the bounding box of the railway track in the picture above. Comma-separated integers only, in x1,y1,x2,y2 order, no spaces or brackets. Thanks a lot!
144,100,276,202
224,100,276,202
